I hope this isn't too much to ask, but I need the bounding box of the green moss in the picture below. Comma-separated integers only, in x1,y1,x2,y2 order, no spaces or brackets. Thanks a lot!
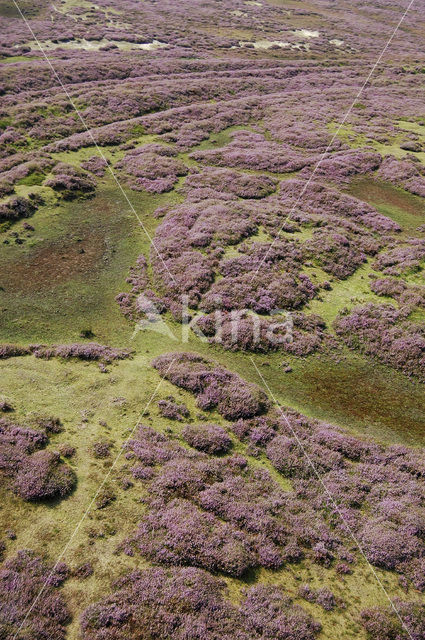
397,119,425,136
0,116,12,128
189,124,252,152
307,260,382,325
327,121,367,147
129,123,145,136
0,55,38,63
17,171,45,186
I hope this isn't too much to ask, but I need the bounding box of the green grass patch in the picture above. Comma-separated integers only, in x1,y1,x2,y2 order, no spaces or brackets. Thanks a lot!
307,260,382,325
17,171,45,186
397,119,425,136
348,177,425,233
0,55,39,64
0,178,181,344
129,124,145,136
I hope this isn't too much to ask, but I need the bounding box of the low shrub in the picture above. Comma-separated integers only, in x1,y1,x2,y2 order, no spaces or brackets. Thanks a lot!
360,600,425,640
153,352,269,420
80,566,321,640
0,550,70,639
158,398,190,421
45,162,95,199
14,450,76,501
90,440,112,459
182,423,232,455
0,418,75,502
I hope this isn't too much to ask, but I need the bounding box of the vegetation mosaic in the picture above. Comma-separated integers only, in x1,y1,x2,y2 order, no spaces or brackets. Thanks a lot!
0,0,425,638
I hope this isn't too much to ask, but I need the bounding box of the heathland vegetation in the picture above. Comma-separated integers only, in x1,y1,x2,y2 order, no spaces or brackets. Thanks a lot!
1,1,425,638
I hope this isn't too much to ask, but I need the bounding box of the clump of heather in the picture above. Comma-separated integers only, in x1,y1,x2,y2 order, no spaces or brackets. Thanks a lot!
370,277,425,311
241,585,321,640
359,520,422,571
0,399,13,412
304,230,367,278
373,239,425,276
151,199,255,306
182,423,232,455
300,148,381,183
158,398,189,421
81,565,321,640
95,485,116,509
145,354,425,585
190,130,316,173
81,566,245,640
0,550,70,639
80,155,108,176
334,303,425,381
117,143,188,192
360,600,425,640
73,562,94,580
182,167,277,199
130,498,256,576
201,269,316,313
58,444,76,458
0,196,36,222
90,440,112,459
35,415,63,434
285,313,333,356
125,425,289,572
115,255,160,322
407,558,425,592
0,418,76,501
193,312,287,354
370,276,408,299
126,424,188,468
0,342,132,363
14,449,76,501
195,311,328,356
140,173,393,357
0,425,45,496
31,342,132,363
45,162,96,199
278,179,399,233
378,155,425,197
0,344,30,359
152,352,269,419
298,585,336,611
